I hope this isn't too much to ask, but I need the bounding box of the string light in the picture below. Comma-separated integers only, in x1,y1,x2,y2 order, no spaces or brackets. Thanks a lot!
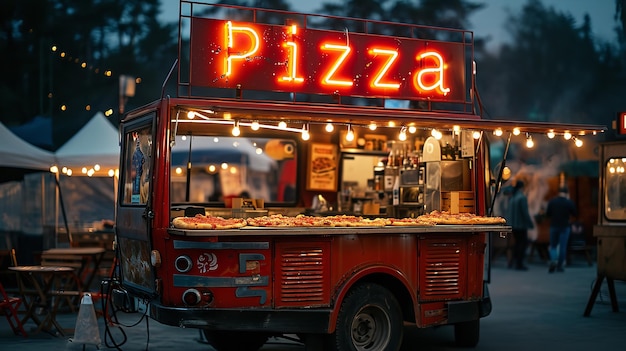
301,124,310,140
547,130,555,139
408,125,417,134
369,123,377,131
472,131,481,139
251,121,260,130
278,121,287,129
345,124,355,142
525,134,534,148
493,128,503,137
325,122,334,132
232,120,241,136
574,137,583,147
563,131,572,140
398,126,407,141
512,127,521,136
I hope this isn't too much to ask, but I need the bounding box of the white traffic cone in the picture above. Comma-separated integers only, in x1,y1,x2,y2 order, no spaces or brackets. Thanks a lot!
70,293,102,347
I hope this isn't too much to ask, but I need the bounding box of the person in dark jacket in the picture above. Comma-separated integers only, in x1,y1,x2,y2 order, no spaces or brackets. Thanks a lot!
506,180,534,271
546,186,577,273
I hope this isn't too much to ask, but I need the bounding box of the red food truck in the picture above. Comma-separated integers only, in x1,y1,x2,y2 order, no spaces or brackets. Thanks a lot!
110,2,606,350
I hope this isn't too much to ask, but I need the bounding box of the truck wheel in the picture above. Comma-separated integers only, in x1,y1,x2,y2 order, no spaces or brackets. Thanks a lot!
330,283,403,351
454,319,480,347
202,330,268,351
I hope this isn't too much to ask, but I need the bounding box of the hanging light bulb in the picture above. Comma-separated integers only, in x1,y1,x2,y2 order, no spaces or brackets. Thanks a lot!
547,130,555,139
301,124,310,140
325,122,334,132
526,134,534,148
431,129,439,137
232,120,241,136
187,111,195,119
453,125,461,135
434,130,443,140
494,128,503,137
408,125,417,134
513,127,521,136
251,121,260,130
369,123,377,131
398,126,407,141
574,137,583,147
472,131,481,139
345,124,355,142
388,121,396,127
563,131,572,140
278,121,287,129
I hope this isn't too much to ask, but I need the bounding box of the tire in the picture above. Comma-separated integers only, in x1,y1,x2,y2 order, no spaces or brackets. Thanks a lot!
454,319,480,347
330,283,403,351
202,330,268,351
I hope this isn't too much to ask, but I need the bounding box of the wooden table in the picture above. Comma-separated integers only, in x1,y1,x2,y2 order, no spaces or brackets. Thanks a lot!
9,265,79,336
41,247,106,292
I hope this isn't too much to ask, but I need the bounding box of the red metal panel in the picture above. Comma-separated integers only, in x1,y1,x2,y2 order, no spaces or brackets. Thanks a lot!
274,239,331,308
418,236,468,301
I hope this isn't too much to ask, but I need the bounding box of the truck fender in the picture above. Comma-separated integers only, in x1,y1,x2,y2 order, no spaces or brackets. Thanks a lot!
327,264,416,333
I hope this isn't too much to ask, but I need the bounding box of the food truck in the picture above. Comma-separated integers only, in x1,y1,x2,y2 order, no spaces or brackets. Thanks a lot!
111,3,606,350
584,138,626,316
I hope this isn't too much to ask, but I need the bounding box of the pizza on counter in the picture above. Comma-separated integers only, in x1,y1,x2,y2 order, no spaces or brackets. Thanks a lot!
418,210,506,225
172,214,247,230
171,212,506,230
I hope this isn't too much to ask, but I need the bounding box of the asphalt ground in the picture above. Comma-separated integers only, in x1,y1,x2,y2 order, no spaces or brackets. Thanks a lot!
1,254,625,351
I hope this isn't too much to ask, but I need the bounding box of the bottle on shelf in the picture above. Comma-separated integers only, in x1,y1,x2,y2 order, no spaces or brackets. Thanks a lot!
392,175,400,206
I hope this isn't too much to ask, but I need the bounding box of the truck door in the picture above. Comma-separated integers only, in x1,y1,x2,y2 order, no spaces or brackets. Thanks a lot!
116,113,157,298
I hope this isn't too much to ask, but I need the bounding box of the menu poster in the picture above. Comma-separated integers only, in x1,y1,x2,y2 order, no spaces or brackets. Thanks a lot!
307,143,338,192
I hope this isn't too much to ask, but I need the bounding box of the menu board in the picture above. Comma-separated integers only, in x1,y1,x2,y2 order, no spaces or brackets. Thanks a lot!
307,143,338,192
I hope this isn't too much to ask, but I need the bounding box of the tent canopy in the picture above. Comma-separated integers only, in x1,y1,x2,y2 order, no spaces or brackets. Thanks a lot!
172,136,276,172
55,112,120,176
0,121,55,170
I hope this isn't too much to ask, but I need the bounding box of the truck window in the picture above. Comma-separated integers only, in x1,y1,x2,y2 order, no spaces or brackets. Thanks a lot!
170,135,297,205
605,157,626,220
122,125,153,205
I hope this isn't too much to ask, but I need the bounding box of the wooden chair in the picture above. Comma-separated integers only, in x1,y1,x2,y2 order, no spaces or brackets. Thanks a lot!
0,280,27,337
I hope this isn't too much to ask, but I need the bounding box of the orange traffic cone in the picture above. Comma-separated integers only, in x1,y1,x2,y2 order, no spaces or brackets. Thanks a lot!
70,293,102,347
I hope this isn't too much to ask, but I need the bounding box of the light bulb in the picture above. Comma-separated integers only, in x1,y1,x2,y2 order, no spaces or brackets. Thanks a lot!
278,121,287,129
301,124,310,140
472,131,481,139
369,123,377,131
526,136,534,148
494,129,503,137
251,121,260,130
547,130,555,139
513,127,521,136
563,132,572,140
408,125,417,134
575,138,583,147
398,127,407,141
345,125,354,142
325,123,334,132
232,121,240,136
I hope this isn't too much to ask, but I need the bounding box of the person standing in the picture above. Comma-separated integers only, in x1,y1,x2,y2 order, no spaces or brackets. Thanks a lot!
506,180,534,271
546,186,577,273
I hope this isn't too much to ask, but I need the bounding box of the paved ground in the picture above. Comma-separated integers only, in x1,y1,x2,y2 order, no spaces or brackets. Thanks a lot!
1,255,625,350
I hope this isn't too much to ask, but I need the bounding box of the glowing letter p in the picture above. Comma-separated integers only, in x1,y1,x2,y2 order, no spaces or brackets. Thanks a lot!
225,21,260,77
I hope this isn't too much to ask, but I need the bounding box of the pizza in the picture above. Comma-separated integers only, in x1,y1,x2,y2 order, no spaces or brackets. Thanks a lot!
387,217,437,226
417,211,506,225
172,214,247,230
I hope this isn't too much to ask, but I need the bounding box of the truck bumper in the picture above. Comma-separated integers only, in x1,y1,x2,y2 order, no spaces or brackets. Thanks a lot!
149,302,333,333
446,282,492,324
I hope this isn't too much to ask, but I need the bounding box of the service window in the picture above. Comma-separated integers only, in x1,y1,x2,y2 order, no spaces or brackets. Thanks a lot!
122,125,153,205
170,135,297,205
605,157,626,220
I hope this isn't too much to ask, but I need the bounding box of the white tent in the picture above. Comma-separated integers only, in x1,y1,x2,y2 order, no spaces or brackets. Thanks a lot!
0,121,55,170
54,112,120,176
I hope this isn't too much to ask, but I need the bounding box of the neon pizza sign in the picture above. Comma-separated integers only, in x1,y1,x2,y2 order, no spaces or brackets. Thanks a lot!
189,18,468,102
